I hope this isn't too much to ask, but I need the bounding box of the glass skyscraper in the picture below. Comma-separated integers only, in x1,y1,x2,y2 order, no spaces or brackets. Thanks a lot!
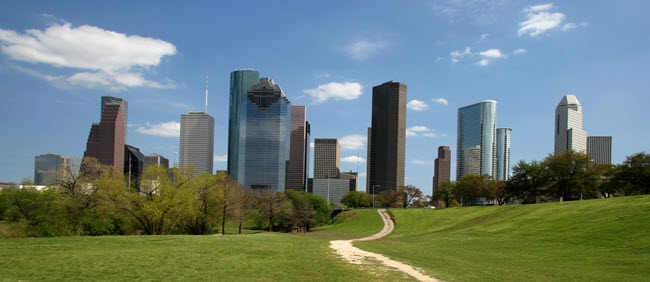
228,70,260,178
238,78,291,192
457,100,497,180
496,128,512,181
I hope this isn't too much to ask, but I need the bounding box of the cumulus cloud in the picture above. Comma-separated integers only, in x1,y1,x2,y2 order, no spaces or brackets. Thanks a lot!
339,134,366,150
407,100,429,111
406,126,445,138
213,155,227,162
344,40,386,61
341,156,366,163
0,21,177,91
475,48,506,66
433,97,449,105
513,48,527,55
304,82,363,104
135,121,180,137
518,3,582,37
410,160,431,165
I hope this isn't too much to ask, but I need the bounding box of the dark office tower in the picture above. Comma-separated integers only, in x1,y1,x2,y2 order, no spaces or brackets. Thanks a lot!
180,112,215,174
124,145,144,185
304,122,311,189
34,154,70,185
101,96,128,140
238,78,291,192
144,153,170,169
228,70,260,177
287,106,308,191
85,97,127,172
432,146,451,192
367,81,407,194
587,136,612,164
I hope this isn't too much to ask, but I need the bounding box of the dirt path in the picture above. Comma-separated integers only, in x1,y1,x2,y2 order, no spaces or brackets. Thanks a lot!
330,209,439,282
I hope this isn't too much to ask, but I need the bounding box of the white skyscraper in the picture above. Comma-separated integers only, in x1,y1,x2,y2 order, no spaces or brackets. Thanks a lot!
554,95,587,154
179,112,215,174
496,128,512,181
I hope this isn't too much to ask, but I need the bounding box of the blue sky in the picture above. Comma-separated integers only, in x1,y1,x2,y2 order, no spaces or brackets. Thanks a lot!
1,1,649,196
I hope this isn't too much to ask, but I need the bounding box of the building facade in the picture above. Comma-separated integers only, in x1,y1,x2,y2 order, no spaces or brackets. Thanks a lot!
367,81,407,194
228,70,260,178
432,146,451,192
124,144,144,186
496,128,512,181
144,153,170,169
287,105,309,191
311,178,356,206
34,154,70,185
314,138,340,179
101,96,128,138
179,111,215,174
554,94,587,154
587,136,612,164
457,100,497,180
85,96,127,172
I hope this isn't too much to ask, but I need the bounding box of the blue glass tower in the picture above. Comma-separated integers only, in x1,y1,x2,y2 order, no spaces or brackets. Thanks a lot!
238,78,291,192
457,100,497,180
228,70,260,179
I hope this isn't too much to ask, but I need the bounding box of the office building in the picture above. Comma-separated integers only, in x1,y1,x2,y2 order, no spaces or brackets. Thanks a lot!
587,136,612,164
144,153,169,169
314,138,340,179
124,145,144,185
367,81,407,194
432,146,451,192
179,111,215,174
34,154,70,185
457,100,497,180
101,96,128,137
85,96,127,172
311,178,356,206
228,70,260,177
287,106,309,191
496,128,512,181
554,94,587,154
237,78,291,191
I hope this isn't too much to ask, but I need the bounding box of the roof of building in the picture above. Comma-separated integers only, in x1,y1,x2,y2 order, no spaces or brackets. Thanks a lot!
558,94,581,106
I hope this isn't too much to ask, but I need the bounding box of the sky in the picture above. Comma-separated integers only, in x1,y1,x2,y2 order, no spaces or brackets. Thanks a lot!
1,1,649,196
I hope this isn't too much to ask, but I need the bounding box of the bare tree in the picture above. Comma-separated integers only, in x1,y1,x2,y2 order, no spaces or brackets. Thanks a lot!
257,190,289,232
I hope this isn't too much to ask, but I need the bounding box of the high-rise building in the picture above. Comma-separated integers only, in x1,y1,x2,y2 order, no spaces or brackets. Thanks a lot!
496,128,512,181
101,96,128,138
237,78,291,192
124,144,144,185
314,138,340,179
554,95,587,154
144,153,170,169
367,81,407,194
34,154,70,185
179,111,215,174
287,106,309,191
587,136,612,164
432,146,451,192
457,100,497,180
228,70,260,177
85,96,127,172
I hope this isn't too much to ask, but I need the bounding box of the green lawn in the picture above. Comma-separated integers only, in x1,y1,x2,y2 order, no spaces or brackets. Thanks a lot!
355,195,650,281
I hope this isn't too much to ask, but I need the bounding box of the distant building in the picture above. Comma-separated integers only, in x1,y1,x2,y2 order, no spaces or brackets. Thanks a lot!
314,138,340,179
144,153,169,169
432,146,451,192
124,145,144,185
555,95,587,154
85,96,127,172
496,128,512,181
367,81,407,194
587,136,612,164
101,96,128,137
310,178,356,206
457,100,497,179
287,105,309,191
34,154,70,185
179,111,215,174
228,70,260,178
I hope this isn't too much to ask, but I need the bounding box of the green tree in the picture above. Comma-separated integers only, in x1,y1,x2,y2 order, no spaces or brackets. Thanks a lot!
257,190,289,232
544,150,600,201
596,164,624,198
393,185,423,208
432,181,455,208
507,160,549,203
232,183,257,234
340,191,371,208
617,152,650,195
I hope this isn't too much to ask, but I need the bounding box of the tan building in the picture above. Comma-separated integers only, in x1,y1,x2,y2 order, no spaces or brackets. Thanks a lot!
314,138,340,179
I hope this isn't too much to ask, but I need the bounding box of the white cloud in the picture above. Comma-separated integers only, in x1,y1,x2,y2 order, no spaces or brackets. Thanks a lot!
213,155,227,162
303,82,363,104
431,1,512,25
451,58,459,63
0,22,177,91
407,100,429,111
451,46,472,58
344,40,386,61
480,33,489,40
476,59,491,66
518,3,568,37
406,126,444,138
410,160,431,165
135,121,180,137
479,49,506,59
341,156,366,163
310,142,314,149
513,48,527,55
433,97,449,105
339,134,366,150
561,22,578,31
434,57,443,63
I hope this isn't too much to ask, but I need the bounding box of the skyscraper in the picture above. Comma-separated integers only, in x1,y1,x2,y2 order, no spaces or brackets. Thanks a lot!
432,146,451,192
124,144,144,186
287,105,309,191
457,100,497,180
367,81,407,194
34,154,70,185
101,96,128,138
587,136,612,164
85,96,127,172
314,138,340,179
496,128,512,181
228,70,260,177
179,111,215,174
237,78,291,191
554,94,587,154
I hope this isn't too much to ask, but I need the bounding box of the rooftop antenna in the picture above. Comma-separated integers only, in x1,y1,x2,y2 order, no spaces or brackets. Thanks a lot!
204,75,208,113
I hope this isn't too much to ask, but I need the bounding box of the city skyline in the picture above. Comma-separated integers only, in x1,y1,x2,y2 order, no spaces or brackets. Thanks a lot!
1,1,649,196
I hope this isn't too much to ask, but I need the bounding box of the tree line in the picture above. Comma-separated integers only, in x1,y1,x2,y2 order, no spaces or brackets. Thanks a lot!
0,158,331,237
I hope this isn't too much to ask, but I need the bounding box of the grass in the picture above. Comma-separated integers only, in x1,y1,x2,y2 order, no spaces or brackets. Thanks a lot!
355,195,650,281
0,209,411,281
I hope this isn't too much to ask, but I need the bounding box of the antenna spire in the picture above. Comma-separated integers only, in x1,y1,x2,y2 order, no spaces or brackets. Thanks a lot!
205,75,208,113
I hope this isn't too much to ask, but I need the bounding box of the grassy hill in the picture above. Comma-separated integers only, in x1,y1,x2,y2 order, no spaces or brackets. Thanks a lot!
355,195,650,281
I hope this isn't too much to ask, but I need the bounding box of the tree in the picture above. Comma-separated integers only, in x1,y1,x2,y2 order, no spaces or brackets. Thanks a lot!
231,183,257,234
544,150,600,201
596,164,624,198
494,181,508,205
393,185,423,208
340,191,371,208
507,160,549,203
257,190,289,232
284,191,316,233
617,152,650,195
181,172,222,235
432,181,455,208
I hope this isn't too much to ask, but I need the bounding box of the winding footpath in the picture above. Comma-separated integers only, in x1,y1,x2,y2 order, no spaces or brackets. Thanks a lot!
329,209,439,282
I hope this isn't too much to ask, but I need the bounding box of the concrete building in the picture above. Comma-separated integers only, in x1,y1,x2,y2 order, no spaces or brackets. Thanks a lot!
555,95,587,154
144,153,169,169
314,138,340,179
457,100,497,179
179,111,215,174
432,146,451,192
496,128,512,181
228,70,260,178
367,81,407,194
587,136,612,164
287,105,309,191
311,178,356,206
34,154,70,185
85,96,127,172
